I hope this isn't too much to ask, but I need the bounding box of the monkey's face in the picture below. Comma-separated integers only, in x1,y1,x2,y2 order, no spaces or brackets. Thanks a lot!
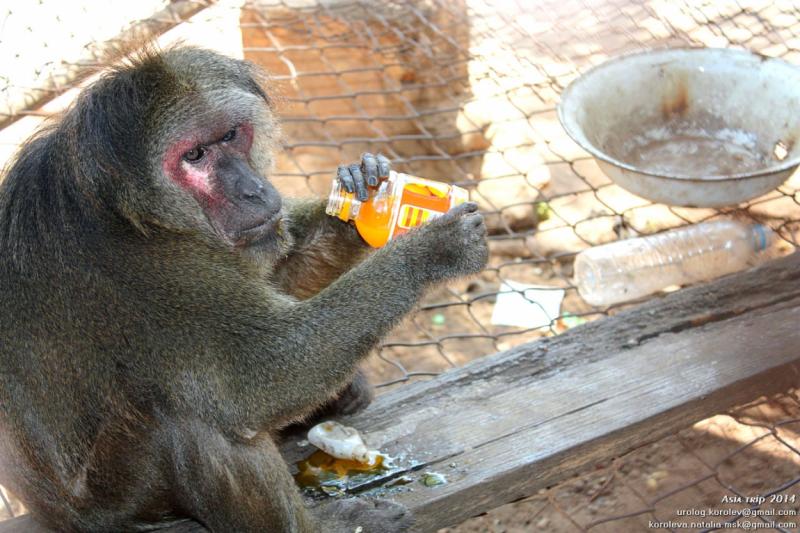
160,105,283,250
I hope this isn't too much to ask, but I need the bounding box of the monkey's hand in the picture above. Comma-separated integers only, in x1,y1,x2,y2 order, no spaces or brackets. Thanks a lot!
336,153,391,202
400,201,489,283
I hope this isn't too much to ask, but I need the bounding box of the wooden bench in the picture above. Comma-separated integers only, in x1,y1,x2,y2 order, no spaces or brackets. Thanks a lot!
3,252,800,532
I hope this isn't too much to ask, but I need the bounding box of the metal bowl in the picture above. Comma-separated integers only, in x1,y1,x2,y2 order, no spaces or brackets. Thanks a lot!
558,48,800,207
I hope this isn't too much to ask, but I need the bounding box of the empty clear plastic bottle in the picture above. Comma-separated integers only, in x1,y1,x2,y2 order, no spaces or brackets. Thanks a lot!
573,220,773,307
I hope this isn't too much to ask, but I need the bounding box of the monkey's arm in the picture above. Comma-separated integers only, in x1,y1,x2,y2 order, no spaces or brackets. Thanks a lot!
257,203,488,424
272,152,389,298
272,197,370,299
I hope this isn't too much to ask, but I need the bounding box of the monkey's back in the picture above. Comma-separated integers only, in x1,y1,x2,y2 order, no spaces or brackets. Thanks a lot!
0,252,131,518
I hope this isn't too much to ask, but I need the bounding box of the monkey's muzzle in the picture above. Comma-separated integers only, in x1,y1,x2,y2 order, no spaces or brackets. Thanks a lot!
212,152,284,247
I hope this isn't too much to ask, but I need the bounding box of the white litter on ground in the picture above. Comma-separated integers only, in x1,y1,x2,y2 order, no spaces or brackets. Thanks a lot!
490,280,565,329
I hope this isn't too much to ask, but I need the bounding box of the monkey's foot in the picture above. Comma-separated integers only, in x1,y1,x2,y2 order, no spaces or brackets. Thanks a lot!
318,497,413,533
329,371,374,416
277,372,374,437
298,371,373,430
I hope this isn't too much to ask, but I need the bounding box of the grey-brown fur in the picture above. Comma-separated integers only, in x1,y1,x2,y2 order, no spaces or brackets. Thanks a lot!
0,47,488,532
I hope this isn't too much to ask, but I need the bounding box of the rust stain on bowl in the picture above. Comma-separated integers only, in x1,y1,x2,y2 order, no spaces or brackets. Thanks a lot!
661,75,689,118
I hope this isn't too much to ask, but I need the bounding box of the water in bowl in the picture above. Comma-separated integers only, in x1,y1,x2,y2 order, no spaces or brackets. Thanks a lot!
607,114,770,178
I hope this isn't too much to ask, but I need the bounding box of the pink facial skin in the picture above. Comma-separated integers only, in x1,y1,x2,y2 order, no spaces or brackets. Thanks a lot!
162,122,255,206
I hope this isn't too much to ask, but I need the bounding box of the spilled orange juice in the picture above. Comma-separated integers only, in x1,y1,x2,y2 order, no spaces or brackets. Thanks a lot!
294,449,387,491
326,170,468,247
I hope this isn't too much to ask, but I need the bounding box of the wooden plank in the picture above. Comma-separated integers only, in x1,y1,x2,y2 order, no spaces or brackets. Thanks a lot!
3,252,800,532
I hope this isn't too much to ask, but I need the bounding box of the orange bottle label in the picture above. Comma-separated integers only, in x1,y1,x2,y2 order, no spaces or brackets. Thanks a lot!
397,205,439,229
389,178,464,241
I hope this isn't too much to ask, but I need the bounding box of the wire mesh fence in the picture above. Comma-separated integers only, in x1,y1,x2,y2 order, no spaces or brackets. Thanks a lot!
1,0,800,529
238,0,800,389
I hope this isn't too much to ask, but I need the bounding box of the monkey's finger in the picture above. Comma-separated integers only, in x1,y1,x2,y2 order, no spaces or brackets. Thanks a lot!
361,153,379,186
450,201,479,216
337,165,355,194
349,164,368,201
377,154,391,179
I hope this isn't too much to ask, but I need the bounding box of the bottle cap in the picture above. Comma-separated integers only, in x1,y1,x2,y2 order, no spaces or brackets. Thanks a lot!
751,224,773,252
326,179,361,222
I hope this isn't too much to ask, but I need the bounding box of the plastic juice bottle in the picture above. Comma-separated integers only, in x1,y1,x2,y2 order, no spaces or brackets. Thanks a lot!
326,170,469,248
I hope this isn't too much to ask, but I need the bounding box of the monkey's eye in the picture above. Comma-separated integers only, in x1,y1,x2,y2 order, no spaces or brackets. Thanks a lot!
183,147,206,163
221,128,236,142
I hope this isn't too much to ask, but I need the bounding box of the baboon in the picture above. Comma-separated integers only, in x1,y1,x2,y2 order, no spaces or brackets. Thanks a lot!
0,47,488,532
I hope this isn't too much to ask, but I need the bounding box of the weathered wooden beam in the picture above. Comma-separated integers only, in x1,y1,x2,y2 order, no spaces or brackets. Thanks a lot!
3,252,800,532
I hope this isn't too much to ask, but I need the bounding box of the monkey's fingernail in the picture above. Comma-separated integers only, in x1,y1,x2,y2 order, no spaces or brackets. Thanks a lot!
377,154,391,177
361,155,379,187
337,166,354,192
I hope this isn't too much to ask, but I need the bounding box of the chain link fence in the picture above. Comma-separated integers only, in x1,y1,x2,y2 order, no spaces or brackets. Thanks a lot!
1,0,800,529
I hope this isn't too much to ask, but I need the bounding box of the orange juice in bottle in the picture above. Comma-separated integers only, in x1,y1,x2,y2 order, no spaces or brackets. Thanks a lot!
326,171,469,248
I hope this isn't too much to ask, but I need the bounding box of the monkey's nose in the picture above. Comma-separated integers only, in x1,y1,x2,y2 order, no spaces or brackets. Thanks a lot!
238,177,268,204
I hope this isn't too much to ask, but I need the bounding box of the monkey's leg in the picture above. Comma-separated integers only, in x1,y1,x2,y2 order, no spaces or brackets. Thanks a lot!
273,153,390,299
263,202,487,420
273,197,370,299
170,420,411,533
169,419,316,532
